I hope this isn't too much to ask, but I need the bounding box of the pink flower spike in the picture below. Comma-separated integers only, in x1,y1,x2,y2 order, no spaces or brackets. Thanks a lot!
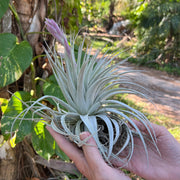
45,18,64,44
45,18,72,61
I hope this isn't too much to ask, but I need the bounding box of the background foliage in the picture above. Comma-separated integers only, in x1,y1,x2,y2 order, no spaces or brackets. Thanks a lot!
48,0,82,33
125,0,180,73
0,0,180,179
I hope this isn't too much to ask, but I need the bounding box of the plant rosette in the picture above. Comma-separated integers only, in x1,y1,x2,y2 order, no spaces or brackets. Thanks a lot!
10,18,159,165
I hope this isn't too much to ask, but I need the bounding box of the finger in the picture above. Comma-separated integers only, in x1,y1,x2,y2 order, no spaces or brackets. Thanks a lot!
80,133,131,180
46,126,90,177
46,126,86,161
80,132,107,170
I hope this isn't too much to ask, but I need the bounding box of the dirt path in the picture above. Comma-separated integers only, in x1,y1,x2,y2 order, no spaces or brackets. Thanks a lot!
118,62,180,124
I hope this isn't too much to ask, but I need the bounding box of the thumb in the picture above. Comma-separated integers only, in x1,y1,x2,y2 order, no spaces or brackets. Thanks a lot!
80,132,107,170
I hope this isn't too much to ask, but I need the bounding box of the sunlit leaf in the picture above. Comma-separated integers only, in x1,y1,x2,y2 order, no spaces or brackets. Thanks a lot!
0,98,9,113
32,122,69,160
43,75,66,106
1,91,33,141
0,33,33,88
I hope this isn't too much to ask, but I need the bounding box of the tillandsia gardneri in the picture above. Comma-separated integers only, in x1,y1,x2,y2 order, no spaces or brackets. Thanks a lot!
12,18,159,165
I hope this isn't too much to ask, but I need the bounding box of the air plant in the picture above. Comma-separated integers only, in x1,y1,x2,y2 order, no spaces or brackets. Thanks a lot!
12,18,159,165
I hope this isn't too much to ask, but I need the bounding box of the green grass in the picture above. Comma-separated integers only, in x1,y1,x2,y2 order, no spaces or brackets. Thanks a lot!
91,39,118,54
158,64,180,77
116,94,180,142
91,39,107,49
168,127,180,142
128,57,180,77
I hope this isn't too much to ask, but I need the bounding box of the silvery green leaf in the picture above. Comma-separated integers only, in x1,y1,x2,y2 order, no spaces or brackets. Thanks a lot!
97,114,114,158
12,19,159,165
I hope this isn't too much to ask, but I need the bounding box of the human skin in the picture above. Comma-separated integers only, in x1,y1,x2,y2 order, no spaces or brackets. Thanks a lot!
46,121,180,180
46,126,130,180
112,121,180,180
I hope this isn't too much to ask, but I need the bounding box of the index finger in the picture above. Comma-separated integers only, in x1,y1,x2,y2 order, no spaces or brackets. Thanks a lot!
46,126,90,176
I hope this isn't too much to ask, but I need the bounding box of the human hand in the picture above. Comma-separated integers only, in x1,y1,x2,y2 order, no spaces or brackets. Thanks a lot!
46,126,130,180
112,121,180,180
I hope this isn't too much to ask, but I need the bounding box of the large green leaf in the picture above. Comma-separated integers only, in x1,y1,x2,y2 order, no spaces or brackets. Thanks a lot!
0,33,33,88
43,75,66,105
1,91,33,141
1,91,68,160
32,121,69,160
32,122,55,160
0,0,10,20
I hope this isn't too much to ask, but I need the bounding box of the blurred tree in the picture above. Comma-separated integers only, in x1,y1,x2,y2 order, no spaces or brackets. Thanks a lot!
48,0,82,33
0,0,47,53
107,0,116,31
81,0,111,29
133,0,180,67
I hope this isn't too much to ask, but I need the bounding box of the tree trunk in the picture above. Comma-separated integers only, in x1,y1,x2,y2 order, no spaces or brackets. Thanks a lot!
0,4,16,178
0,1,48,179
0,6,12,33
107,0,116,31
13,0,48,53
0,138,17,180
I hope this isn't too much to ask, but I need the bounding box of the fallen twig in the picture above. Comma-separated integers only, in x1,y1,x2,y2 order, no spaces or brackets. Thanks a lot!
34,155,80,176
